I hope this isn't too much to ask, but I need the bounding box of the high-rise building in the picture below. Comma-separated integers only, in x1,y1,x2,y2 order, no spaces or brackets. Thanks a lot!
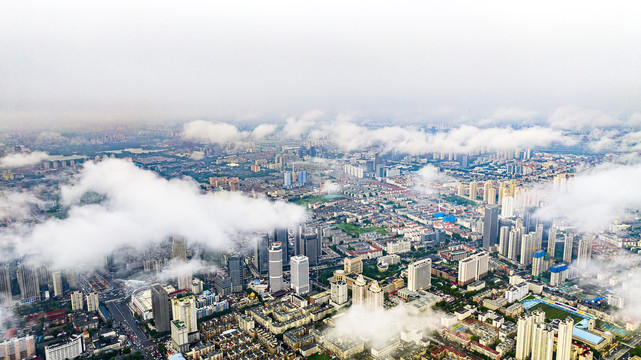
171,320,189,353
367,281,384,311
283,171,292,189
52,271,63,297
290,255,309,295
344,256,363,274
268,242,284,293
498,182,508,204
483,180,494,203
576,235,593,268
70,291,83,311
227,255,244,293
515,309,545,360
547,228,557,260
304,233,320,266
16,263,40,302
458,252,488,285
563,233,573,264
171,236,187,261
532,249,545,277
507,228,520,261
550,263,568,286
86,292,99,312
294,225,304,256
469,181,478,200
352,275,367,306
556,318,575,360
297,170,307,185
534,224,544,249
407,258,431,292
487,187,497,205
254,234,269,275
274,228,289,265
0,263,11,299
151,285,171,333
177,272,192,291
499,226,510,256
330,280,348,305
531,322,555,360
1,335,36,360
482,205,500,249
171,295,198,333
520,233,535,266
501,196,514,218
457,184,467,197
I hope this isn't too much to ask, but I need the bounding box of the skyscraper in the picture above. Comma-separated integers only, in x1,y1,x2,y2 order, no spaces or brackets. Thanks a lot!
151,285,171,333
532,249,545,277
70,291,83,311
171,236,187,261
352,275,367,306
0,263,11,299
501,196,514,218
515,309,545,360
294,225,304,256
367,281,384,311
227,255,244,293
86,292,99,312
274,228,289,265
507,228,520,261
171,295,198,333
563,233,573,264
556,317,575,360
482,205,500,249
547,227,557,260
534,223,544,249
254,234,269,275
268,242,284,293
531,322,555,360
304,233,320,266
330,280,348,305
407,258,431,292
469,181,478,200
576,235,593,268
52,271,63,297
290,255,309,295
17,263,40,302
283,171,292,189
519,233,535,266
487,187,497,205
483,180,493,202
499,226,510,256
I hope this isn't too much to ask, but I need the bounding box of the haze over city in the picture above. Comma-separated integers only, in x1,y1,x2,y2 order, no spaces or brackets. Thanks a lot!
1,2,641,360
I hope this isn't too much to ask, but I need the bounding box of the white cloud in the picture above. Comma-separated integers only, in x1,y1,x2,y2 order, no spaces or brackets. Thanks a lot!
0,152,49,168
159,259,217,281
250,124,277,139
320,121,575,155
479,106,538,126
189,151,205,160
14,158,306,269
413,165,455,195
325,304,441,348
320,181,341,194
548,105,620,130
283,110,325,139
0,191,44,221
181,121,245,145
536,163,641,231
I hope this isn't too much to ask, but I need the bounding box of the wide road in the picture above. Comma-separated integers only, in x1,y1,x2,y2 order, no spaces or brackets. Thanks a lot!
105,300,153,348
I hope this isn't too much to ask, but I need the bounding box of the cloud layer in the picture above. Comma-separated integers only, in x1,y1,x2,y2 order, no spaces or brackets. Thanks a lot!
536,163,641,231
0,152,49,168
13,158,306,269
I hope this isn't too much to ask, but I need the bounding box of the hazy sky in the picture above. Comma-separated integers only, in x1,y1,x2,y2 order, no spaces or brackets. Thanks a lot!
1,0,640,127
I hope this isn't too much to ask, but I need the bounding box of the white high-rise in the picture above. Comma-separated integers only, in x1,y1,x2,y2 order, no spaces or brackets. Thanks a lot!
563,233,573,263
268,242,284,293
576,235,593,268
531,322,554,360
499,226,510,256
86,292,99,312
469,181,478,200
515,309,545,360
330,280,348,305
290,255,309,295
52,271,63,297
352,274,367,306
556,318,574,360
507,229,520,261
457,252,488,285
367,281,384,311
547,228,557,260
501,196,514,218
70,291,83,311
171,295,198,333
407,258,431,292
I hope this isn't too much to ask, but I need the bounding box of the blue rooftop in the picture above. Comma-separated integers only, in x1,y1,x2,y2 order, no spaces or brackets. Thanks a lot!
169,354,187,360
572,327,604,345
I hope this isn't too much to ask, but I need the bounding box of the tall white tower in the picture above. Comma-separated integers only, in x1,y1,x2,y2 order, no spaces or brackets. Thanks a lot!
290,255,309,295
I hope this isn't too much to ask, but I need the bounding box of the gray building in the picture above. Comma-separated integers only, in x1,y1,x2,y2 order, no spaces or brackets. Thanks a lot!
274,228,289,265
268,243,284,293
483,205,500,250
151,285,171,333
254,234,269,275
227,255,244,293
17,263,40,302
304,233,320,266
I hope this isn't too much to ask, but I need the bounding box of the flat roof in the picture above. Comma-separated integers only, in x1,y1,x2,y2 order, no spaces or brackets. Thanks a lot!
573,327,604,345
